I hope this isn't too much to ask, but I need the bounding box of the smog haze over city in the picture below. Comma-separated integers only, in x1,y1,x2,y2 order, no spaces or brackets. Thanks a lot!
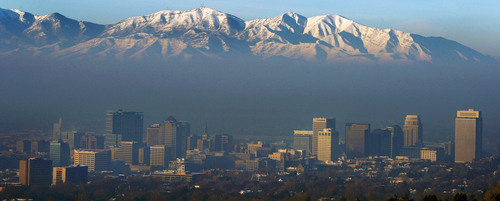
1,0,500,152
1,1,500,200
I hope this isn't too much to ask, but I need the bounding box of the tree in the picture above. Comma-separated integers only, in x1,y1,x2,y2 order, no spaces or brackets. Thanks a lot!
422,195,438,201
484,183,500,201
453,193,468,201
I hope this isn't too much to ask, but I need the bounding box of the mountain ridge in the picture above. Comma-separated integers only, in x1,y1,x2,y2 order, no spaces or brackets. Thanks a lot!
0,7,496,64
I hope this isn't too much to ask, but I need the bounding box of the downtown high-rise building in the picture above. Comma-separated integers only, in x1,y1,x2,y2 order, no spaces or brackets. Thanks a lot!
162,116,178,158
112,141,139,165
366,129,392,157
53,118,62,140
455,109,482,163
50,140,70,167
16,140,31,153
312,117,336,156
80,135,105,149
138,147,150,165
176,122,190,156
384,125,404,158
104,133,122,148
293,130,313,155
187,134,200,151
74,149,111,172
150,145,168,168
146,124,161,146
68,132,85,150
31,140,50,153
317,128,339,162
105,110,144,144
197,133,211,152
213,134,233,152
161,116,190,159
19,158,53,186
345,123,370,158
403,115,423,147
52,166,88,185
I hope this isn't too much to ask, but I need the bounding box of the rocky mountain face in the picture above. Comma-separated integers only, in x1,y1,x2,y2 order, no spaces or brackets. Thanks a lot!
0,7,495,63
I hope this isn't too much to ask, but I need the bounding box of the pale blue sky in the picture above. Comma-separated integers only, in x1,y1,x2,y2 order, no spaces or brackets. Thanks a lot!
1,0,499,56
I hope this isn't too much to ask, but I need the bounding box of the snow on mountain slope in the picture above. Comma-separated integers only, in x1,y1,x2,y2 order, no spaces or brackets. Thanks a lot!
24,12,105,45
237,13,430,62
102,7,245,37
0,8,105,49
302,14,432,61
0,7,495,64
0,9,34,25
240,12,308,42
0,9,33,39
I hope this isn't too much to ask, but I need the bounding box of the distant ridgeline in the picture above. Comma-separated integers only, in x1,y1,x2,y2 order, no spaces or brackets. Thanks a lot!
0,7,497,64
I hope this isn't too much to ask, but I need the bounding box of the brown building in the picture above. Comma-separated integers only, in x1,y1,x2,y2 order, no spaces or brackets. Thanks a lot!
53,166,88,185
345,123,370,158
112,141,139,165
19,158,52,186
147,124,161,146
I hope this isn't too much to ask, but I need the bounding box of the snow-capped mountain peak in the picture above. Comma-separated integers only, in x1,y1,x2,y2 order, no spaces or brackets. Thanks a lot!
102,7,245,37
18,11,105,45
304,14,358,37
0,8,34,24
0,7,495,64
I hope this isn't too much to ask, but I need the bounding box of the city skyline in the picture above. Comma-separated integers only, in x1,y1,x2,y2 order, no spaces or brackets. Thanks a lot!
10,109,487,160
39,109,493,150
2,107,496,200
1,1,499,199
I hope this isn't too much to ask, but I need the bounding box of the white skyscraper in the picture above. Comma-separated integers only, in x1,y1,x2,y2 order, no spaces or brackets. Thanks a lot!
317,128,339,162
455,109,482,163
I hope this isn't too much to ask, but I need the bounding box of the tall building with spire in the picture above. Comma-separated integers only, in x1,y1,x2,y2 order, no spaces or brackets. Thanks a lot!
455,109,482,163
403,115,423,147
197,130,211,152
312,117,336,156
